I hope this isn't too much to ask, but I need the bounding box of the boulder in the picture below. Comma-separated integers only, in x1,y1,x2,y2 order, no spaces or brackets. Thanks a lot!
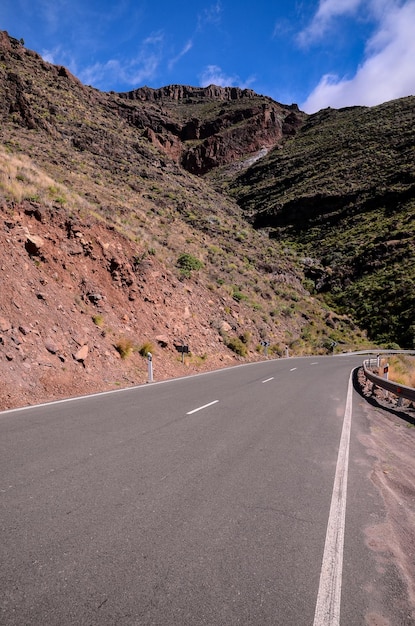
219,320,232,334
156,335,169,348
45,339,60,355
87,292,103,304
74,344,89,362
0,316,12,332
25,234,44,256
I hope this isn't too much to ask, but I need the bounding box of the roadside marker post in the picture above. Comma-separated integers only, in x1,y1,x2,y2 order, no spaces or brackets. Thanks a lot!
147,352,153,383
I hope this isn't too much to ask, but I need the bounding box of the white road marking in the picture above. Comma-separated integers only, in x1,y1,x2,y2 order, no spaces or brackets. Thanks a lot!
186,400,219,415
262,377,274,383
311,362,319,365
290,367,297,371
313,369,354,626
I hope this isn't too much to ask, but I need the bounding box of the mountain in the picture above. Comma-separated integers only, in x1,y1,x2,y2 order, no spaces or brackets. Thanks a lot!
0,30,402,409
230,98,415,348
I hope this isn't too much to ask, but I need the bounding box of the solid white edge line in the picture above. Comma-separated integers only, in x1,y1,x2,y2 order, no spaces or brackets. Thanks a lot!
186,400,219,415
313,368,354,626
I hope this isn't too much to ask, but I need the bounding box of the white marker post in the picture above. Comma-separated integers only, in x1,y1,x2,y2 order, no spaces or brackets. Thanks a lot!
147,352,153,383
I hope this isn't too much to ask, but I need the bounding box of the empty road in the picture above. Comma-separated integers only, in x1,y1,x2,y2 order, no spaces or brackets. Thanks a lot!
1,356,391,624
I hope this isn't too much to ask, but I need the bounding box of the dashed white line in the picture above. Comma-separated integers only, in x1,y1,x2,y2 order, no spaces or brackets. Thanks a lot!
313,369,354,626
186,400,219,415
290,367,297,371
262,377,274,383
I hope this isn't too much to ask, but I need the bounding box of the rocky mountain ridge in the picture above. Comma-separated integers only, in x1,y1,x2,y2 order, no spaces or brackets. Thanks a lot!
117,85,305,175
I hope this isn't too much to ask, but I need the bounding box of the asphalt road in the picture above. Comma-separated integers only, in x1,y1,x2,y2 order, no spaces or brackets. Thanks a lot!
1,355,386,625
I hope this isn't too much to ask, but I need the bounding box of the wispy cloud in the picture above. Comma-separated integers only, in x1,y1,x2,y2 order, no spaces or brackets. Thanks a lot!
38,0,68,33
300,0,415,111
166,3,222,75
41,45,78,74
199,64,255,89
41,47,60,65
168,39,193,70
272,18,293,40
197,1,223,30
78,32,164,89
165,3,223,78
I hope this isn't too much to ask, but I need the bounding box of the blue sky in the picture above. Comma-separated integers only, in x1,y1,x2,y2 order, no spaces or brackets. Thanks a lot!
2,0,415,112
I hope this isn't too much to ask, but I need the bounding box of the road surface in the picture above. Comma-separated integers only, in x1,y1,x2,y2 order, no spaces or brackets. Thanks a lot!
0,355,394,624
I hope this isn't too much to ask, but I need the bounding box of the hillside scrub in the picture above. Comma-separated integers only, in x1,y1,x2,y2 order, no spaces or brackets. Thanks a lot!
232,97,415,348
382,356,415,388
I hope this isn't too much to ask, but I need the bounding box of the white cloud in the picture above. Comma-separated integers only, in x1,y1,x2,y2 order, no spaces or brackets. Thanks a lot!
78,32,164,89
298,0,364,45
301,0,415,112
199,64,238,87
199,65,255,89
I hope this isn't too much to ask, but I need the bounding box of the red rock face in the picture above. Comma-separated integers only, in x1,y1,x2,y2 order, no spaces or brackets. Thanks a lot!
181,104,295,175
118,85,305,175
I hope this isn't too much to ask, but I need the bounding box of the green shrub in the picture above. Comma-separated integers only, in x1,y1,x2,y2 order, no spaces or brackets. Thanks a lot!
226,336,248,357
232,288,247,302
92,314,104,327
176,253,203,277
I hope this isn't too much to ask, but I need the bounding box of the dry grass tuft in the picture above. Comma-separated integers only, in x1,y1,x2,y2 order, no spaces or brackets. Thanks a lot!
115,337,135,359
383,356,415,388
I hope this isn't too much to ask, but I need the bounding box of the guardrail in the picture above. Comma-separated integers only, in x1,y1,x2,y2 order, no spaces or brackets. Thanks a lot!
362,358,415,403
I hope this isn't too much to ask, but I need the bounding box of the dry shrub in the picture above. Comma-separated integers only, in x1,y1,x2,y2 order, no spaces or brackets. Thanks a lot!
138,341,154,357
386,356,415,388
115,337,134,359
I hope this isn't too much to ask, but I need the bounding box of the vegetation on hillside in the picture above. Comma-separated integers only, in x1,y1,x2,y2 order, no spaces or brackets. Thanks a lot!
231,98,415,348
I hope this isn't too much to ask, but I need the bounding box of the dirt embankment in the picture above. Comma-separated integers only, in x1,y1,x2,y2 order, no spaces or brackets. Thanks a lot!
0,201,249,412
358,369,415,624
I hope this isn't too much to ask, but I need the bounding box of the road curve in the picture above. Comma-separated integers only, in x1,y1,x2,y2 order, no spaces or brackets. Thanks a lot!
0,355,387,624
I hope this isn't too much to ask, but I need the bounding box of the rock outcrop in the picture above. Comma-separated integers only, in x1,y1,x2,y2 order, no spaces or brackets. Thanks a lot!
117,85,306,174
